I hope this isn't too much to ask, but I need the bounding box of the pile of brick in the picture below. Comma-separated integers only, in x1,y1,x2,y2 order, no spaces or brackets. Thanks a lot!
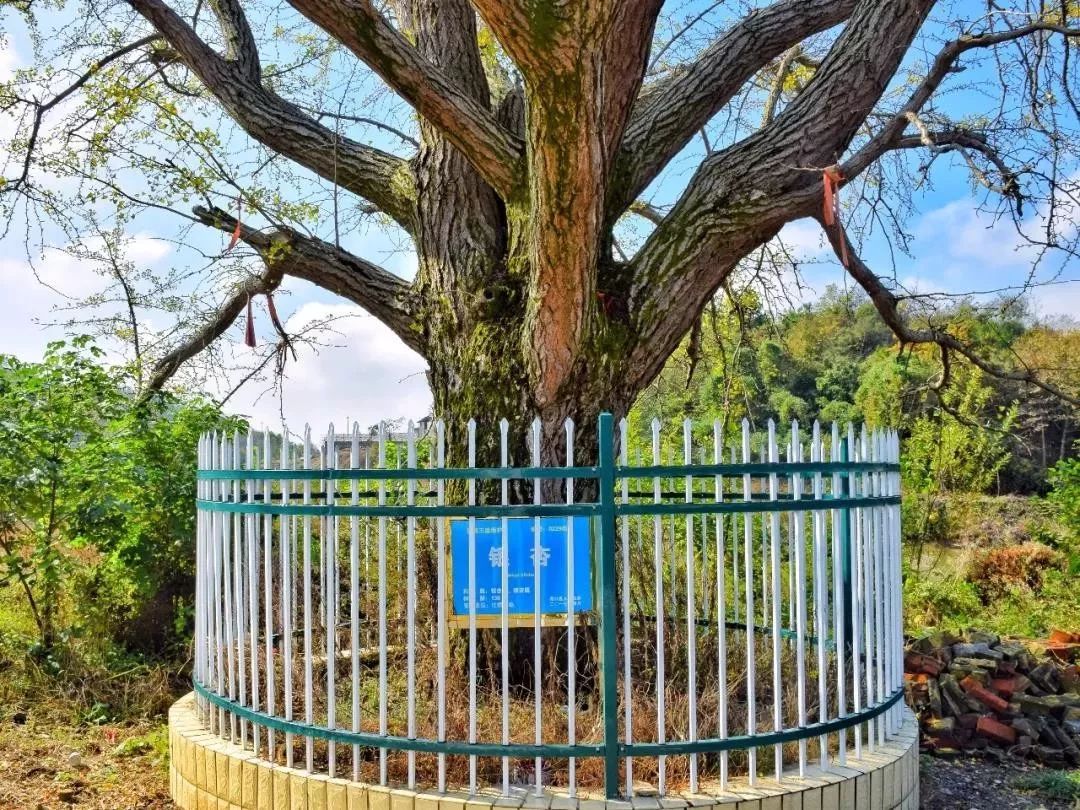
905,629,1080,765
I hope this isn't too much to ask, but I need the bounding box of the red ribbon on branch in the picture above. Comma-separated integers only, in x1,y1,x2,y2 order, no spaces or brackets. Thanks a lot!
244,295,256,347
823,165,850,268
243,292,288,350
227,196,242,252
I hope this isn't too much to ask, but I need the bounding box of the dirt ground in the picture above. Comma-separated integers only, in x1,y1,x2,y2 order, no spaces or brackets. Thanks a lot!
0,712,173,809
4,715,1080,810
920,753,1079,810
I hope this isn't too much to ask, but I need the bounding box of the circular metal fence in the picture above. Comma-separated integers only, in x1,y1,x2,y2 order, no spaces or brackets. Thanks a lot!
193,413,904,799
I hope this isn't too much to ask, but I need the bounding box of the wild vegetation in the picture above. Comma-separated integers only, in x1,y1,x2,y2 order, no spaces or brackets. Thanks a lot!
631,289,1080,638
0,295,1076,804
1,291,1076,714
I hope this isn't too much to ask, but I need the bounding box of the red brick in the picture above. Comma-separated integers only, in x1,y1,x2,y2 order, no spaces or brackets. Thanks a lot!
905,652,944,676
990,675,1030,697
977,716,1018,746
1050,628,1080,644
960,676,1010,713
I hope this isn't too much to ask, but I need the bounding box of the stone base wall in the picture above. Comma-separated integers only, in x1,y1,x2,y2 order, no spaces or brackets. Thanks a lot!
169,695,919,810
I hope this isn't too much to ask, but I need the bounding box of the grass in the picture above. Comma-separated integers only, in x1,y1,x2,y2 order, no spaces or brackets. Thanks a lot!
1012,770,1080,804
903,493,1080,637
0,710,173,809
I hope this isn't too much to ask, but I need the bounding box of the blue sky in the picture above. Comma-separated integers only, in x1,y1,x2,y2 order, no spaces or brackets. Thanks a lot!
1,1,1077,431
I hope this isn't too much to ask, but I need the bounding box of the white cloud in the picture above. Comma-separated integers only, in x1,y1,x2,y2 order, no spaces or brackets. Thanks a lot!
904,195,1080,317
0,36,19,82
226,302,432,432
776,219,831,259
911,200,1041,273
0,249,104,357
0,233,174,359
1030,280,1080,321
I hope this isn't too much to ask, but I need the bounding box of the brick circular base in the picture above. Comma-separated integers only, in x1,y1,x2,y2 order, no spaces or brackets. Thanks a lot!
169,694,919,810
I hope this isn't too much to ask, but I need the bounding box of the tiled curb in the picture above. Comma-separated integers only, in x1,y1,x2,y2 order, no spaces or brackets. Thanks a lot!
169,695,919,810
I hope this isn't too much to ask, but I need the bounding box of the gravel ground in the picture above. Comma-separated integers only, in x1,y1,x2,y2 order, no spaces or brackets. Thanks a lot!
920,753,1078,810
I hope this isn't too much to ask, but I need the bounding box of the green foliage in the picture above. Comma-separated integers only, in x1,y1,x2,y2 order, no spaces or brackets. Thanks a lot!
112,726,170,772
636,291,1079,637
1049,442,1080,541
902,569,983,633
633,288,1075,497
0,339,234,655
902,368,1015,494
902,492,1080,636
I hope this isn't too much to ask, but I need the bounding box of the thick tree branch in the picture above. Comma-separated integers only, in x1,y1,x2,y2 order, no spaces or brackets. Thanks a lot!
143,203,422,395
207,0,260,80
821,217,1080,408
860,128,1025,212
628,200,666,226
612,0,859,217
286,0,523,198
624,0,936,393
126,0,418,232
143,262,285,396
192,205,420,352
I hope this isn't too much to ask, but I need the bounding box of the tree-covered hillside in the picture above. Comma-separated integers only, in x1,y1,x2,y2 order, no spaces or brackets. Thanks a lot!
631,288,1079,496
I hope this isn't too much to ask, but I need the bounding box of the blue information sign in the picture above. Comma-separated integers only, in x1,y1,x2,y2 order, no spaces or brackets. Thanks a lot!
450,517,593,615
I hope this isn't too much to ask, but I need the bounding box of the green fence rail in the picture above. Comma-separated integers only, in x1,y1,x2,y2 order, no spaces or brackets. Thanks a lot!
193,412,904,799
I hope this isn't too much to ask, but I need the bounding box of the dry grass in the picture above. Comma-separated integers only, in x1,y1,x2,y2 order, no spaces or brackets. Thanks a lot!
0,587,181,808
0,699,173,809
220,625,843,795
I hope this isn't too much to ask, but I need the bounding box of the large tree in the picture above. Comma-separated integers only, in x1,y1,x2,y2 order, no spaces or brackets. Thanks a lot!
3,0,1079,461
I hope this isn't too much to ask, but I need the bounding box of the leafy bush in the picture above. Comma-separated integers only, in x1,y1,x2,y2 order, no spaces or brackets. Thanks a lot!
1049,443,1080,542
902,569,983,632
0,339,235,657
902,370,1015,495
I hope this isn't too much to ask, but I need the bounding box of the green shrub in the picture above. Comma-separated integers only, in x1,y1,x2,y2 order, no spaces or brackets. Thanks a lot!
1012,770,1080,803
902,568,983,633
1049,443,1080,542
0,339,236,657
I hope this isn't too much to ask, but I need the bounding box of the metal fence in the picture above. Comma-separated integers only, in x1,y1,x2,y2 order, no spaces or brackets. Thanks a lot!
193,413,904,799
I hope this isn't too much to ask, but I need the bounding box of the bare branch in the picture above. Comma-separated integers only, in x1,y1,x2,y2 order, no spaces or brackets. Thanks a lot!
842,22,1080,183
300,107,419,148
613,0,858,216
143,263,285,396
761,46,801,127
192,205,420,352
870,128,1024,213
126,0,418,231
624,0,937,393
820,216,1080,408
